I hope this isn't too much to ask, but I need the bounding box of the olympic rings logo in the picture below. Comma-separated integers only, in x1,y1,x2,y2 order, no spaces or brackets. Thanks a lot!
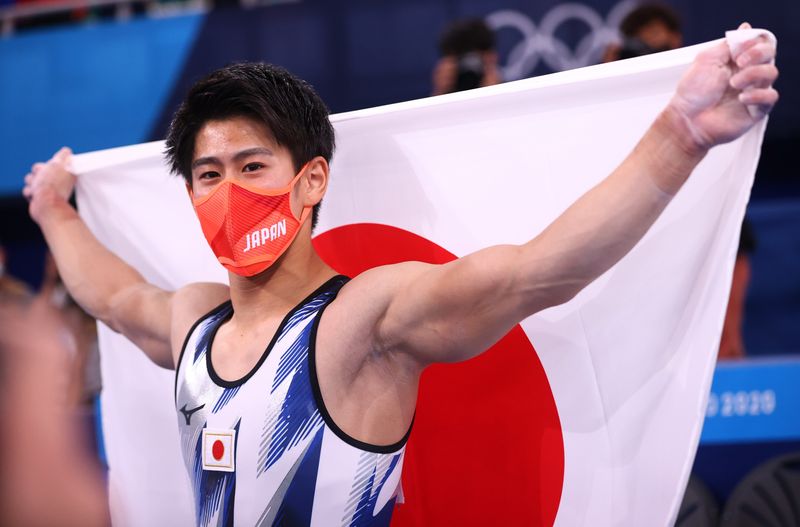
487,1,637,80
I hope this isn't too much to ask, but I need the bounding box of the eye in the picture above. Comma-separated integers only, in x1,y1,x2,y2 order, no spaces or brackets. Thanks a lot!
198,171,220,180
243,162,264,173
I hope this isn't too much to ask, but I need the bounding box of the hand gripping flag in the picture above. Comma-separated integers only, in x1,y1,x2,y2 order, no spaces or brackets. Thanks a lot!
73,34,770,526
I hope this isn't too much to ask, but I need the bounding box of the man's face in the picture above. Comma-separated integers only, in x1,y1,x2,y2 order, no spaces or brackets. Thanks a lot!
635,21,682,52
190,116,303,218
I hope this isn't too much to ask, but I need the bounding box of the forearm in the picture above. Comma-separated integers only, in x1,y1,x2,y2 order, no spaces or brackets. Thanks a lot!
37,200,146,329
519,106,708,308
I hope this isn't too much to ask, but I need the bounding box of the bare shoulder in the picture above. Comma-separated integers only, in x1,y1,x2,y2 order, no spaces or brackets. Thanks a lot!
331,261,433,314
169,282,230,362
322,261,435,352
314,263,434,444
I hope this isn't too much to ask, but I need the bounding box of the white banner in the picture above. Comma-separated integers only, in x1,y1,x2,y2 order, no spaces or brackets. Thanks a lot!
74,38,766,526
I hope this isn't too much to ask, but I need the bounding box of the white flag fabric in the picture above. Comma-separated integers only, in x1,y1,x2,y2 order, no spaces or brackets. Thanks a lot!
73,36,767,527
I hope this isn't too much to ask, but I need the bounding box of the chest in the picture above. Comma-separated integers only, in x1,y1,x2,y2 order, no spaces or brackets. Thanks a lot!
208,319,283,382
171,289,407,526
175,305,324,478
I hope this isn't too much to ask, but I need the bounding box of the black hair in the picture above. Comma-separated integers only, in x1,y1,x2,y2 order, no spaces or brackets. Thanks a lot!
620,4,682,39
438,18,496,57
165,62,335,228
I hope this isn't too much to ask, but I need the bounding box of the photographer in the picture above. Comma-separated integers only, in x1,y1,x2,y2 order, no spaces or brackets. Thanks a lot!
603,3,683,62
432,18,501,95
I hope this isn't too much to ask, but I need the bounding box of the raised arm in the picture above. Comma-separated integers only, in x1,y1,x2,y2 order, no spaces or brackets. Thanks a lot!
23,148,227,368
355,30,778,368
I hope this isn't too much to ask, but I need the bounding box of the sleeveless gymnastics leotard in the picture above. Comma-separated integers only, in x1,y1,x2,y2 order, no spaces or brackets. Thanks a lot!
174,276,408,526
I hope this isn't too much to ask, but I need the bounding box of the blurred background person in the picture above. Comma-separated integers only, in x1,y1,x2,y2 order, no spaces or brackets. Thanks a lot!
0,297,107,527
602,3,683,62
38,251,103,446
718,220,757,360
0,243,32,300
432,18,501,95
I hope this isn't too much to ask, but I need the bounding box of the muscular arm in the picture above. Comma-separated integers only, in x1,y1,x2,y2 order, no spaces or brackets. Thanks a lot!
367,108,699,363
348,31,778,369
24,149,228,368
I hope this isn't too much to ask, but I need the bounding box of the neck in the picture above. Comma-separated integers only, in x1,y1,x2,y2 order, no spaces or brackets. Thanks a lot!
227,229,337,328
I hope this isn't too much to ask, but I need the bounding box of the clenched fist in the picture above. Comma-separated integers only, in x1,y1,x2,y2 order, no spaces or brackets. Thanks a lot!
669,24,779,153
23,147,77,224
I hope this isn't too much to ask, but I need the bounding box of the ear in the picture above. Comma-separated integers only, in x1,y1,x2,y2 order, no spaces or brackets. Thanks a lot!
302,156,329,207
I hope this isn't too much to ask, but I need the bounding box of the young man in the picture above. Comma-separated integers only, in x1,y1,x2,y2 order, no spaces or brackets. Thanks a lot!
24,27,777,526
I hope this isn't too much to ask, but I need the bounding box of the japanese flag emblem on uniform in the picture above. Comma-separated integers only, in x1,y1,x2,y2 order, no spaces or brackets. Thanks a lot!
202,428,236,472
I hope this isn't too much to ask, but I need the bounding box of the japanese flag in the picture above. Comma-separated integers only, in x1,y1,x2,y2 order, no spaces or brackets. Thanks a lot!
202,429,236,473
73,35,768,526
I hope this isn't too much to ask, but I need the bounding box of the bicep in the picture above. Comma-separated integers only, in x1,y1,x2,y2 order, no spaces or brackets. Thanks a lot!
106,283,175,368
377,245,536,365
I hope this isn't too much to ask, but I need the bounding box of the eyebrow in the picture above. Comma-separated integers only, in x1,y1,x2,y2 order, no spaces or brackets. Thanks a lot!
191,147,275,170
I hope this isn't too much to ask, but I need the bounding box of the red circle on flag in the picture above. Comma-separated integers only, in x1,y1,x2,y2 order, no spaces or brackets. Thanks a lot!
212,439,225,461
313,223,564,526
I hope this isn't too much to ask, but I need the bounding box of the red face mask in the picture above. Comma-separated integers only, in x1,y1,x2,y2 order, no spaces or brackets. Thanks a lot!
190,169,311,277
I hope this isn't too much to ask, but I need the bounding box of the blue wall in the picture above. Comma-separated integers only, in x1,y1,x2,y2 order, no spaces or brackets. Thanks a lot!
745,202,800,354
0,14,202,194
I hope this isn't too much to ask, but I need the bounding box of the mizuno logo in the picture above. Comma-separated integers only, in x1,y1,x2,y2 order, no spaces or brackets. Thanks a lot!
179,403,205,425
243,219,287,253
